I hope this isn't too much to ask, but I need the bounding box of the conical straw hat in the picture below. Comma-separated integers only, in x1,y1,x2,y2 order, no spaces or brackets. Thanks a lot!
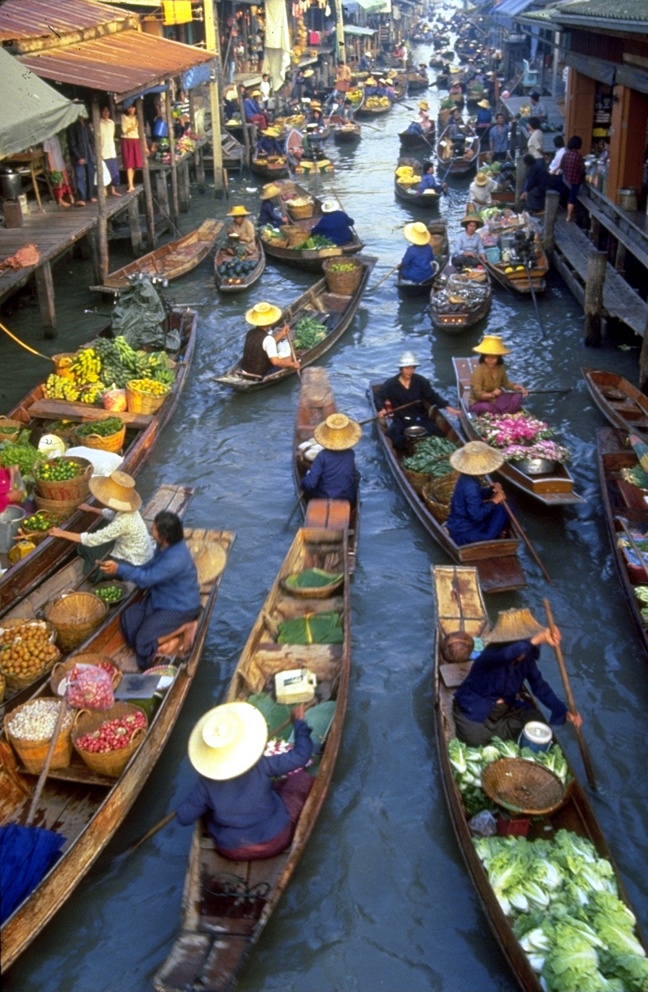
313,413,362,450
245,301,282,326
472,334,510,355
188,702,268,780
89,470,141,511
449,441,504,475
483,608,545,644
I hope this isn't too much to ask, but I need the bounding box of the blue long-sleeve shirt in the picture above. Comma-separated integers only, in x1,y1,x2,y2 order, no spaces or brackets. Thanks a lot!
116,540,200,613
416,173,442,194
454,641,568,725
258,199,285,227
447,474,497,542
301,448,358,503
176,720,313,849
400,243,435,283
310,210,355,246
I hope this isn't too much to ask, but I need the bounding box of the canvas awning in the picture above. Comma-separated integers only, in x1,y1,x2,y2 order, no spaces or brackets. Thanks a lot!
344,24,377,35
16,29,215,103
0,48,86,159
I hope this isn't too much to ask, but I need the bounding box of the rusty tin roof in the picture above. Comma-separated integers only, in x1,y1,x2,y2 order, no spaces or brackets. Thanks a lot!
0,0,133,44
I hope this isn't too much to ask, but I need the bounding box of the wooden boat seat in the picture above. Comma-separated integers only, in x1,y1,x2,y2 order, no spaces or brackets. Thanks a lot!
305,499,350,531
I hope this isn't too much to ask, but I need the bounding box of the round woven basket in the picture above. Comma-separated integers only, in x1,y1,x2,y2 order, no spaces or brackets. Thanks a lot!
44,591,108,653
72,702,148,778
35,456,93,502
421,483,451,523
322,257,363,296
481,757,566,816
50,653,122,696
404,468,431,495
286,199,314,220
125,381,170,416
0,619,60,691
73,423,126,453
0,416,23,443
427,471,459,503
34,493,85,518
5,699,73,773
284,225,308,247
280,573,344,599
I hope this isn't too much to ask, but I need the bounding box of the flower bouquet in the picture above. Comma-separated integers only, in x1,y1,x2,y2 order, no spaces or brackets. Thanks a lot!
471,413,571,466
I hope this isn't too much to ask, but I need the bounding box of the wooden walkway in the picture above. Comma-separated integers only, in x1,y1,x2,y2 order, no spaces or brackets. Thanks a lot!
552,215,648,337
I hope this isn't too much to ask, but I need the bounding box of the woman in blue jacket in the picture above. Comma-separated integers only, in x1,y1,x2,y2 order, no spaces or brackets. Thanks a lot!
310,197,355,246
446,440,508,547
399,221,437,283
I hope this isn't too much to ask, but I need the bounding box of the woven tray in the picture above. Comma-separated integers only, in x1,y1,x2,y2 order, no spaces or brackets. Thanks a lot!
481,757,565,816
44,591,108,652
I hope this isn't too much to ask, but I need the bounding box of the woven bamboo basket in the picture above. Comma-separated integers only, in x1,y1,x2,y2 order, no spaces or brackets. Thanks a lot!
42,419,79,441
263,231,288,248
0,669,4,704
72,702,148,778
34,493,84,517
284,225,308,247
50,653,122,696
0,416,23,442
322,257,363,296
125,381,170,415
44,591,108,653
404,468,431,495
482,758,566,816
74,422,126,453
0,618,60,691
18,510,65,545
421,483,451,524
427,471,459,503
281,572,344,599
35,456,93,502
5,699,74,773
286,198,314,220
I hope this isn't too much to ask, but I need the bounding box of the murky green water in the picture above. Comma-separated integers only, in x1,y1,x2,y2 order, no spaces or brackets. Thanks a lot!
2,34,648,992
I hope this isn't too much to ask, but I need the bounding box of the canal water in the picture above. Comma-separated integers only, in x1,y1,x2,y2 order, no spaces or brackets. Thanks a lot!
3,37,648,992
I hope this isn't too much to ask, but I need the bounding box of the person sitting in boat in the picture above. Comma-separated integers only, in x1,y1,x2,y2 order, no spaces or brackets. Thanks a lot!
520,152,548,215
307,102,325,128
417,63,428,81
468,171,498,209
416,162,445,196
0,464,25,515
364,76,378,96
99,510,201,671
176,701,313,860
310,197,355,246
226,205,256,246
377,351,460,451
400,222,437,284
255,127,284,158
474,98,492,140
301,413,361,506
49,471,153,576
468,334,528,415
452,607,582,747
258,183,286,227
418,101,433,132
243,89,267,130
446,441,508,548
358,51,372,72
529,91,547,122
241,302,300,379
223,87,239,123
384,77,396,102
451,214,484,269
448,109,467,156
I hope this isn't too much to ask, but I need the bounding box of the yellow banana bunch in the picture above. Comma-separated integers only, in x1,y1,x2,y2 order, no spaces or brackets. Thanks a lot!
69,347,102,386
80,382,106,404
43,374,81,401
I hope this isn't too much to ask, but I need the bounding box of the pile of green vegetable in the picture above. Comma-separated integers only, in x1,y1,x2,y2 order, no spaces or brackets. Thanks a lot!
90,336,175,389
475,831,648,991
0,440,43,480
634,585,648,625
292,316,327,350
75,417,124,439
292,234,336,250
402,436,457,476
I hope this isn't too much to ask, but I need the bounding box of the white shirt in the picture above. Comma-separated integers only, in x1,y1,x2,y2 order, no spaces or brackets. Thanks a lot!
469,177,498,206
549,147,566,174
260,79,271,101
81,509,154,565
99,118,117,159
527,128,544,159
263,331,291,360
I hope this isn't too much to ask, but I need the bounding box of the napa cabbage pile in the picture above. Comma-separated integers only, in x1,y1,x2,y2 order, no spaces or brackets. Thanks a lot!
474,830,648,991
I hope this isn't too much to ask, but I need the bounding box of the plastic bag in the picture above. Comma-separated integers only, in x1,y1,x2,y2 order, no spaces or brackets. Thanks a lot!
66,666,114,710
467,810,497,837
103,388,127,413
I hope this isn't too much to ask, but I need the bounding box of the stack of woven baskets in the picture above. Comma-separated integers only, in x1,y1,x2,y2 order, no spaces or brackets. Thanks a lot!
0,416,22,443
34,455,93,517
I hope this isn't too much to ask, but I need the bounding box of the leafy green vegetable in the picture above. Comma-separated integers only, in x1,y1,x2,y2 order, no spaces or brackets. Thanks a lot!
0,441,44,477
402,436,457,474
292,316,328,351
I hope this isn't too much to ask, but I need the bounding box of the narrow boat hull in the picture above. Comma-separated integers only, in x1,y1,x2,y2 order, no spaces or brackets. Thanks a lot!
214,236,266,293
100,220,222,291
583,367,648,436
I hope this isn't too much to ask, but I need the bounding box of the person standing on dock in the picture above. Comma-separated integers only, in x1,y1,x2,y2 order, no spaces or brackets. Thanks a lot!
99,106,122,198
562,135,586,223
488,113,509,162
120,103,145,193
67,115,96,207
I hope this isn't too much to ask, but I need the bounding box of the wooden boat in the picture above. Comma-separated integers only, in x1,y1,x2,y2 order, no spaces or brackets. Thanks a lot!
0,524,236,973
214,255,376,392
260,180,364,272
293,367,358,572
398,126,436,152
481,240,549,295
355,96,392,118
285,128,334,176
453,356,586,507
214,235,266,293
0,484,193,721
583,368,648,436
394,156,442,211
433,562,647,992
597,426,648,654
429,265,492,332
250,153,290,180
368,384,525,594
0,305,198,616
436,123,480,176
329,114,361,143
99,220,222,292
396,219,449,297
406,70,429,92
479,211,548,294
154,515,351,992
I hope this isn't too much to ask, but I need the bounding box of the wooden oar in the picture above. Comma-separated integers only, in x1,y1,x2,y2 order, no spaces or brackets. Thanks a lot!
525,259,547,339
369,264,400,292
501,496,552,584
25,700,69,826
284,493,304,530
543,599,597,791
118,810,177,860
357,399,420,426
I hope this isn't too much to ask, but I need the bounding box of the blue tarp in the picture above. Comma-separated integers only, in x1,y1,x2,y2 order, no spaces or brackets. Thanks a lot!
0,825,65,924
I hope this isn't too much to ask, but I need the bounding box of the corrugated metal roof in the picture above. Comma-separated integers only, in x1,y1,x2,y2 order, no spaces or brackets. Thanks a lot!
555,0,648,20
0,0,132,44
17,30,215,101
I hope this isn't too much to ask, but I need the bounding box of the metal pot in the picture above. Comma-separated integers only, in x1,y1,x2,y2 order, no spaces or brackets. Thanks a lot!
0,170,22,201
403,424,427,456
440,630,474,663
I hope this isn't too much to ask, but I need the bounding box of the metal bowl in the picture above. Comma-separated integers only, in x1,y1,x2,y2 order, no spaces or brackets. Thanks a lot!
513,457,556,475
404,425,428,440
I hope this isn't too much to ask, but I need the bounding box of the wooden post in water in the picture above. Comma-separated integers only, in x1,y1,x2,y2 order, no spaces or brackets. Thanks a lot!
190,90,206,192
127,194,143,254
584,249,607,347
136,97,156,249
543,190,559,255
91,96,109,284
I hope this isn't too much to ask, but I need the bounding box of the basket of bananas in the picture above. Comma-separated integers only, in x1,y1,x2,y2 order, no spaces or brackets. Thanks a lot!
126,378,171,415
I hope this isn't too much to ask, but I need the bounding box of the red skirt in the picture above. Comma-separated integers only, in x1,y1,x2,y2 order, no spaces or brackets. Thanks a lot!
121,137,143,169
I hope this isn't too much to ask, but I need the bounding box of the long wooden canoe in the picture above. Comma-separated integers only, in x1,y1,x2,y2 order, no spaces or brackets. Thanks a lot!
213,255,376,392
260,180,364,272
294,367,358,572
0,306,197,616
99,220,222,291
0,484,193,721
154,515,350,992
396,219,449,297
430,265,492,333
453,356,586,506
329,115,362,143
597,426,648,655
398,127,435,152
583,368,648,436
250,155,290,181
433,563,647,992
368,384,525,593
394,156,442,211
479,215,549,295
0,525,236,973
214,235,266,293
436,123,480,176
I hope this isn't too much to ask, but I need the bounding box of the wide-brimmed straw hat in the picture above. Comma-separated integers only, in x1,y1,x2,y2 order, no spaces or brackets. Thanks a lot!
483,608,545,644
227,204,250,217
460,214,484,228
260,182,282,200
245,301,282,326
477,99,491,109
188,702,268,780
449,440,504,476
321,197,338,213
303,69,314,78
473,334,510,355
474,171,489,186
418,100,429,111
251,89,262,97
263,126,281,137
310,100,322,109
314,413,362,450
385,77,394,85
403,222,431,246
89,470,141,512
366,77,377,86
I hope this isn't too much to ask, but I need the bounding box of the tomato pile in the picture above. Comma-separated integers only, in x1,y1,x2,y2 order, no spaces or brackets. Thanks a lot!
75,710,147,753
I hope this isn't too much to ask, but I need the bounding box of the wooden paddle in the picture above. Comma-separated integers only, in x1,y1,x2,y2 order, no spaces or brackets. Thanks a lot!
369,264,400,292
543,599,597,791
25,700,69,826
118,810,177,860
357,399,420,426
501,496,552,584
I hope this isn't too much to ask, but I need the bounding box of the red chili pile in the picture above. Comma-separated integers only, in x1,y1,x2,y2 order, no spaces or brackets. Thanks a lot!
75,710,146,753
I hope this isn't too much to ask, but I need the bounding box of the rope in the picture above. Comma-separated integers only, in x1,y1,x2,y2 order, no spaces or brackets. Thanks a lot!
0,320,52,362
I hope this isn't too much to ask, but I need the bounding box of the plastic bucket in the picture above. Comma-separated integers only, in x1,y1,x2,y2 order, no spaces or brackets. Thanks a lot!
518,720,553,753
0,506,26,553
